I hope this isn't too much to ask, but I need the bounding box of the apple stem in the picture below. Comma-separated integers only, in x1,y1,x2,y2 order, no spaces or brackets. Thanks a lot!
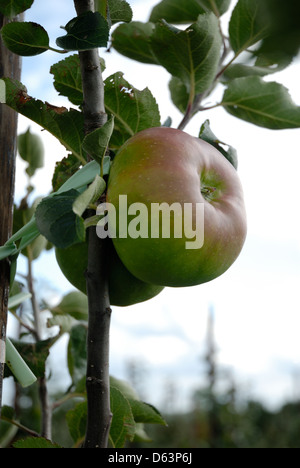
201,186,217,200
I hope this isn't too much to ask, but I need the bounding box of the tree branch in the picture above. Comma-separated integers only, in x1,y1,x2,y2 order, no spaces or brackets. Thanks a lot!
73,0,112,448
0,12,22,417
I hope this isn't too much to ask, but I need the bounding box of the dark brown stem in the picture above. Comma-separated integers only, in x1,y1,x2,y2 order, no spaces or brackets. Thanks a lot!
73,0,112,448
84,227,112,448
0,13,22,417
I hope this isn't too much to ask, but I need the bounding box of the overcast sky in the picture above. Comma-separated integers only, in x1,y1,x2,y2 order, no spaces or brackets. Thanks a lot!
5,0,300,411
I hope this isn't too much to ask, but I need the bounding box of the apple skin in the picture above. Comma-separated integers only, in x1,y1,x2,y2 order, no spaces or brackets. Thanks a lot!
55,239,164,307
107,127,247,287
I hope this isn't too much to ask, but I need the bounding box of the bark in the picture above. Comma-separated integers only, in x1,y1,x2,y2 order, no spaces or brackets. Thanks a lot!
0,13,22,415
73,0,112,448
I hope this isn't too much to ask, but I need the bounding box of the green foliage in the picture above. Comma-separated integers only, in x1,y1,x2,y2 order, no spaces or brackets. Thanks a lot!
0,21,50,56
13,438,62,448
56,12,109,51
35,190,86,249
104,72,161,148
4,338,53,381
2,0,300,449
111,21,159,65
52,153,81,192
222,77,300,129
5,338,37,388
110,386,136,447
49,291,88,322
67,325,88,387
106,0,133,25
2,78,85,162
13,197,48,260
256,0,300,67
228,0,271,55
168,77,189,114
50,55,84,107
149,0,231,23
111,0,300,131
150,14,222,99
0,0,34,18
199,120,238,169
17,127,44,177
113,13,222,101
82,115,114,165
73,175,106,218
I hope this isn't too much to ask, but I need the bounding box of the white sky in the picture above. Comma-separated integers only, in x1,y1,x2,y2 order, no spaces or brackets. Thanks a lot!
5,0,300,411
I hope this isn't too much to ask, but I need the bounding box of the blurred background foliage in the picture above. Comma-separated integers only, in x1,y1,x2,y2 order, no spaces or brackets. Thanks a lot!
3,306,300,448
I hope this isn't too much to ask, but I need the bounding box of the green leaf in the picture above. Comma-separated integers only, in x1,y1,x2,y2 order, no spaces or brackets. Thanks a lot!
66,401,87,444
104,72,161,149
67,325,87,386
5,338,37,388
56,12,109,51
3,78,85,163
6,338,53,380
52,153,81,193
8,292,31,310
223,62,286,81
199,119,238,169
8,216,40,256
13,437,62,448
256,0,300,66
229,0,271,55
112,22,159,65
128,400,167,426
110,377,166,434
1,21,49,56
222,76,300,129
82,115,114,165
73,175,106,217
50,54,105,107
150,14,222,97
18,127,44,176
0,162,101,263
35,190,86,249
50,291,88,321
0,0,34,18
110,386,136,448
50,55,84,107
149,0,231,23
110,376,140,400
107,0,133,25
169,76,189,114
55,160,100,195
1,405,15,420
0,243,18,261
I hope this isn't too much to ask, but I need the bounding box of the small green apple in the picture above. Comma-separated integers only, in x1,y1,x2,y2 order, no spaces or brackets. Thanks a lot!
106,127,247,287
55,240,164,307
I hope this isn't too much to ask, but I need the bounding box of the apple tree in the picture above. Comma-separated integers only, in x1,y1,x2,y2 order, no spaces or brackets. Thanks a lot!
0,0,300,448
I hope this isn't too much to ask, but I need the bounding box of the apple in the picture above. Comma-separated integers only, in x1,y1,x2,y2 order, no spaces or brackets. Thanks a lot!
55,239,164,307
106,127,247,287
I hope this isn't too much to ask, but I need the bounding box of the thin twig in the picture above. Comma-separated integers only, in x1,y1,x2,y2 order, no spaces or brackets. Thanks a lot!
26,248,52,440
1,415,40,438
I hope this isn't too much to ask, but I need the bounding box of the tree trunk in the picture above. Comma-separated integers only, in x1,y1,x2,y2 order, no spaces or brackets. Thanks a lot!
73,0,112,448
0,13,22,415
